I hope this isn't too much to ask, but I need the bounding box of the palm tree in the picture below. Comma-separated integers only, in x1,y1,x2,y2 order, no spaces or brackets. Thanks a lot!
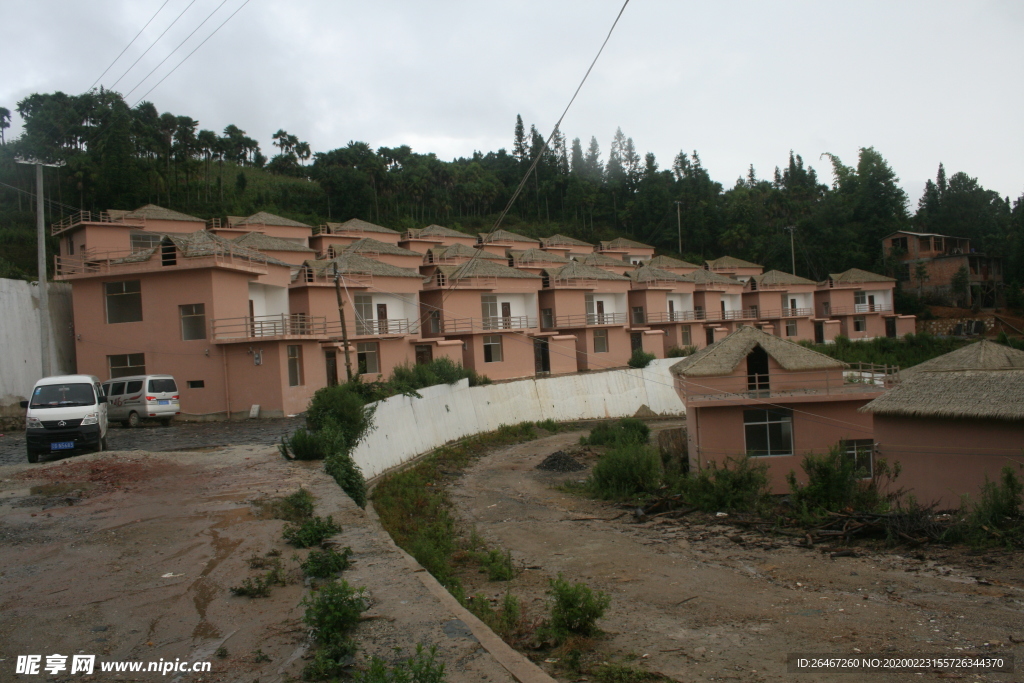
0,107,11,145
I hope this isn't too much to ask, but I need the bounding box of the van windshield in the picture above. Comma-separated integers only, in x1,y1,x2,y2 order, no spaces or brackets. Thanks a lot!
148,379,177,393
30,383,96,408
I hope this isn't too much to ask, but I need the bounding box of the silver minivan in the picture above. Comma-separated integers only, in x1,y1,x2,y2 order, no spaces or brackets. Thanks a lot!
102,375,180,427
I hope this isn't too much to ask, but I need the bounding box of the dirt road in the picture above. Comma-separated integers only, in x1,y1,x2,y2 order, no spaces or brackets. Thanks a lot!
451,428,1024,683
0,446,518,682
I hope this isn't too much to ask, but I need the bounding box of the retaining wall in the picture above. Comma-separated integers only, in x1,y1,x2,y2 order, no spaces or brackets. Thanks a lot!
0,278,77,429
352,358,685,479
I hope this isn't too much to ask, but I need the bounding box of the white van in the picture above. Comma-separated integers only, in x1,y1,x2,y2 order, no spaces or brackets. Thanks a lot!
102,375,180,427
22,375,109,463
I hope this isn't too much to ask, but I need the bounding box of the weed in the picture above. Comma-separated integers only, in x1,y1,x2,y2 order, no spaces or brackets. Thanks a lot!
496,422,536,441
466,592,523,640
679,456,771,513
944,466,1024,545
283,515,342,548
325,449,367,508
214,647,228,659
786,446,901,517
230,575,271,598
302,638,358,681
627,348,656,368
536,418,560,432
253,648,271,663
546,574,610,640
302,546,353,578
473,548,515,581
582,418,650,447
586,444,663,500
302,580,367,644
666,345,697,358
354,644,446,683
255,487,315,523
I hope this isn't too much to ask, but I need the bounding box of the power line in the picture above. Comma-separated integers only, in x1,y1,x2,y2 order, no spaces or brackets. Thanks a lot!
108,0,201,91
89,0,174,91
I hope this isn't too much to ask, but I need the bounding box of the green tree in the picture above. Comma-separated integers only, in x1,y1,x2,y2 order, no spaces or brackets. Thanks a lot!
951,265,970,307
914,261,930,297
0,107,10,145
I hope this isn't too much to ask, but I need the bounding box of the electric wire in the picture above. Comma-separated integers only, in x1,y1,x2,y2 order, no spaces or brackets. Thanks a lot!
108,0,201,91
89,0,174,91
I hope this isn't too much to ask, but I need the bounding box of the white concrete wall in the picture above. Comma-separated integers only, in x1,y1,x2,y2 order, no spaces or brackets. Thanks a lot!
352,357,685,479
0,278,76,422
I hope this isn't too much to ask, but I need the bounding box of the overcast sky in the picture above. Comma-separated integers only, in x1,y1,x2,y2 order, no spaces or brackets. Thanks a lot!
5,0,1023,205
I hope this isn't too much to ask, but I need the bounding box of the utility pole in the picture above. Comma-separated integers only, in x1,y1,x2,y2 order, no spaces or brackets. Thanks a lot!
674,201,682,255
783,225,796,275
331,263,354,382
16,157,65,378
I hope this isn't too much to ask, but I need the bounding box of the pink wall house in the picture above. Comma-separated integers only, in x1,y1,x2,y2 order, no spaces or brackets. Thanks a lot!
596,237,656,264
477,229,539,256
398,224,478,254
308,219,402,258
815,268,914,340
539,234,594,258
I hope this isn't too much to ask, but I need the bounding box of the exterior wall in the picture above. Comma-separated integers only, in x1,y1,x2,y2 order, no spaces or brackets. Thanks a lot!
250,224,311,244
639,330,665,357
873,415,1024,510
259,249,313,265
547,335,579,374
574,326,631,370
688,399,875,494
309,234,360,254
479,240,537,256
222,339,323,418
460,332,535,380
61,225,134,256
141,219,205,235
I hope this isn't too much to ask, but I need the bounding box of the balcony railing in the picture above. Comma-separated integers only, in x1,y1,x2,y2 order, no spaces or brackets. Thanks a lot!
211,314,327,341
758,307,814,318
55,246,268,277
51,210,143,235
677,363,900,403
323,318,418,337
426,315,536,334
828,304,893,316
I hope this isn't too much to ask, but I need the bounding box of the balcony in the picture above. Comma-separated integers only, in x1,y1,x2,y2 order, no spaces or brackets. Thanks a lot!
426,316,536,334
540,312,628,329
51,210,142,236
323,318,418,337
211,314,327,341
54,246,268,278
827,304,893,316
677,363,899,404
758,307,814,318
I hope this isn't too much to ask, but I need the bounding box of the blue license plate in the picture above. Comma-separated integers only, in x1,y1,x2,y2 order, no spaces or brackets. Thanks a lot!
158,400,170,405
51,441,75,450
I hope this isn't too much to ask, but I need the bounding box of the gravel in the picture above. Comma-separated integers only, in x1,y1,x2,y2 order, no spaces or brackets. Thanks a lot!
535,450,587,472
0,417,305,466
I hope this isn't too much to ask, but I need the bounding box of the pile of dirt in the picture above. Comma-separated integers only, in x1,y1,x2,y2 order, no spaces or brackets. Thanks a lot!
535,450,586,472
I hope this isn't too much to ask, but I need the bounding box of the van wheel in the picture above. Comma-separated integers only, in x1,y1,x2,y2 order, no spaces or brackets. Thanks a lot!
101,435,108,451
127,411,140,428
27,449,39,464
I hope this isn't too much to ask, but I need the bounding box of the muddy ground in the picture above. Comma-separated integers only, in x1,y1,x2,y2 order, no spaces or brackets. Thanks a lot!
451,426,1024,683
0,445,517,683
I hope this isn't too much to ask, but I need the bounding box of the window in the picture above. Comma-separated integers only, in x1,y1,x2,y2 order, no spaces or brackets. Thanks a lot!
355,295,373,334
180,303,206,340
148,378,177,393
681,325,691,346
891,236,908,252
822,301,830,315
841,439,874,478
593,329,608,353
854,291,867,306
108,353,145,379
541,308,554,329
631,306,645,324
287,345,304,386
481,295,498,329
108,381,126,396
428,310,441,334
744,408,793,456
125,380,143,394
130,231,161,253
357,342,380,374
854,316,867,332
585,295,595,323
483,335,503,362
785,319,797,337
105,280,142,323
187,380,205,389
749,304,758,319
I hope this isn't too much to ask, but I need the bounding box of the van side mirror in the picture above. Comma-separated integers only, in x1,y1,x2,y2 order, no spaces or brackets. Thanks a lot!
20,400,29,409
98,395,107,404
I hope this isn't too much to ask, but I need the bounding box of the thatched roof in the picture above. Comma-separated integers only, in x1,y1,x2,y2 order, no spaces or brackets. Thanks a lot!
899,340,1024,377
302,253,422,279
232,232,314,253
237,211,311,228
671,326,845,378
545,261,630,282
509,248,569,264
689,269,742,286
706,255,762,269
826,267,894,284
479,229,536,244
601,237,654,250
574,252,630,267
437,258,542,280
322,218,398,235
343,238,422,257
112,204,204,222
646,255,700,270
627,265,690,283
408,224,474,239
115,231,290,267
861,369,1024,421
540,234,593,248
752,270,816,287
428,243,505,261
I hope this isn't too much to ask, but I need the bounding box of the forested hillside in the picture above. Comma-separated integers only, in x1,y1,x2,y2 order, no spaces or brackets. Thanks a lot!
2,89,1022,299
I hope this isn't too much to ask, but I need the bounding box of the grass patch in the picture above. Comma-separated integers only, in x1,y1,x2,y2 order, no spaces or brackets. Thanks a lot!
581,418,650,447
472,548,515,581
586,444,663,501
283,515,342,548
254,487,315,523
536,418,560,432
466,592,525,641
354,644,446,683
666,345,697,358
301,546,353,578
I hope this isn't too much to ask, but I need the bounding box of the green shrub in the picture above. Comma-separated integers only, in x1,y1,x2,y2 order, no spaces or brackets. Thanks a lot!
302,637,358,681
305,383,376,446
302,546,353,578
583,418,650,446
536,418,560,432
546,574,610,639
945,466,1024,545
627,348,656,368
473,548,515,581
283,515,342,548
325,449,367,508
587,444,663,500
230,574,271,598
354,644,446,683
666,345,697,358
303,579,367,643
496,422,536,441
680,456,770,512
256,487,315,523
467,592,522,640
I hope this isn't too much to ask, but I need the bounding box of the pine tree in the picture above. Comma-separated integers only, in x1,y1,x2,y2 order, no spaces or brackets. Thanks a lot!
570,137,584,175
584,136,602,182
513,114,528,164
